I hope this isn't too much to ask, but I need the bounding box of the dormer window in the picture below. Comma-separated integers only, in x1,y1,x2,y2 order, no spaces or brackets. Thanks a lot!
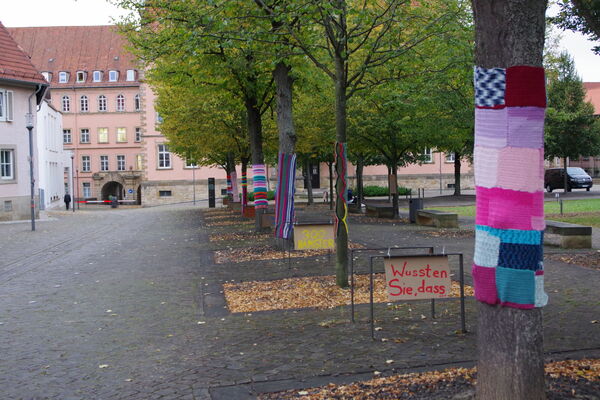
92,70,103,82
109,70,119,82
58,71,69,83
76,71,87,83
41,72,52,82
126,69,136,81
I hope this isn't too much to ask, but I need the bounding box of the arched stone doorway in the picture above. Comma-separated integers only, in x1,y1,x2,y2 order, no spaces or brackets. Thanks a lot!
101,181,124,201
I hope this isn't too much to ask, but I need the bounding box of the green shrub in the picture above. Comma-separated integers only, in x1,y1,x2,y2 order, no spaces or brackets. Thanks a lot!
245,190,276,201
350,185,411,197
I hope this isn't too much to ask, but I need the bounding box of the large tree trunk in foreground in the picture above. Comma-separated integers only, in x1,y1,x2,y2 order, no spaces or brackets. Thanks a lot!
473,1,547,399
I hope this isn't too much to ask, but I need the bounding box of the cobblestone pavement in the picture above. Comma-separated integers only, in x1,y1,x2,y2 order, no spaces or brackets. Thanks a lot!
1,204,599,399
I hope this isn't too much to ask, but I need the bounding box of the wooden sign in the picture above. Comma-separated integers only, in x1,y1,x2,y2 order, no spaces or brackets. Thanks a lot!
294,224,335,250
383,256,451,301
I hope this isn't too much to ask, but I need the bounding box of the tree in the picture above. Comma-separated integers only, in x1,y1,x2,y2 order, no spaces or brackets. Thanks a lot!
545,51,600,190
552,0,600,54
472,1,548,399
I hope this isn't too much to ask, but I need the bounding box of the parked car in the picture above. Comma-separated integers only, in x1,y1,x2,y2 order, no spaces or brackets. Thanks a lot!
544,167,593,192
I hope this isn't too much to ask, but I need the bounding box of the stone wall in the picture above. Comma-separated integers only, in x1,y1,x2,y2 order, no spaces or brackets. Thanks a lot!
0,195,40,222
141,179,228,207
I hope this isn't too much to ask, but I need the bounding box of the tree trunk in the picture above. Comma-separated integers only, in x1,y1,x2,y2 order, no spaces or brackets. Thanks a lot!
387,165,392,203
453,152,462,196
334,23,349,288
241,157,249,215
328,161,334,210
391,164,399,219
305,158,314,205
246,95,265,232
472,1,547,399
356,158,364,209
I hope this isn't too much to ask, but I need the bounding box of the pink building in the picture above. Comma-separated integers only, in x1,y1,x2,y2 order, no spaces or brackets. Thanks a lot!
10,26,146,203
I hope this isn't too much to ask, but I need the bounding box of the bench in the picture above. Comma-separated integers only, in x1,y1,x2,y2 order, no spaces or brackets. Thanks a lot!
416,210,458,228
365,203,395,218
544,220,592,249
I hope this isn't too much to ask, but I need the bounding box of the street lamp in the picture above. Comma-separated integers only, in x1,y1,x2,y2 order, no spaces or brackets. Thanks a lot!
70,154,75,213
25,113,35,231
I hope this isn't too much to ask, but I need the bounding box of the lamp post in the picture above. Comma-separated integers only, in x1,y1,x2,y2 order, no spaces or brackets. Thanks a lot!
25,113,35,231
192,165,196,205
71,154,75,213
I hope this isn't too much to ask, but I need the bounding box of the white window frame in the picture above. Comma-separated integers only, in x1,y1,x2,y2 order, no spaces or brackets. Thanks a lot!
97,95,107,112
80,95,89,112
185,159,198,168
126,69,136,81
76,71,86,83
63,129,72,144
97,128,108,144
100,155,109,172
0,89,14,122
82,182,91,198
116,94,125,112
81,155,91,172
80,128,90,143
92,70,102,82
116,127,127,143
423,148,433,164
1,149,15,180
109,70,119,82
134,127,142,142
445,152,455,163
117,155,126,171
136,154,143,170
157,144,171,169
62,96,70,112
59,71,69,83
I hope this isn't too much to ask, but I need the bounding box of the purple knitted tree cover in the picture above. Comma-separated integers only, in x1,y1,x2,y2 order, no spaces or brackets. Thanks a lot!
473,65,548,309
274,152,297,239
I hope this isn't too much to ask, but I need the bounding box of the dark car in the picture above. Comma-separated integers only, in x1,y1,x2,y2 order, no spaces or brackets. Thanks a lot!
544,167,593,192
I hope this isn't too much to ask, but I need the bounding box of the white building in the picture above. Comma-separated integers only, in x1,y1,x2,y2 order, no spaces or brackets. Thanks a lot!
36,99,71,210
0,22,48,221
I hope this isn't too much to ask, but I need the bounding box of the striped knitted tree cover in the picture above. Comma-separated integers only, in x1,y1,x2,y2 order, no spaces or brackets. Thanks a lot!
274,152,297,239
334,142,349,236
230,171,239,202
241,171,248,213
226,175,232,199
252,164,268,209
473,65,548,309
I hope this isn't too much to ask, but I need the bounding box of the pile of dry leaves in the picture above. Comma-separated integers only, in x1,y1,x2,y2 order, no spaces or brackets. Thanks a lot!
546,251,600,271
423,230,474,239
209,232,272,242
260,359,600,400
223,274,473,313
214,243,364,264
205,219,253,227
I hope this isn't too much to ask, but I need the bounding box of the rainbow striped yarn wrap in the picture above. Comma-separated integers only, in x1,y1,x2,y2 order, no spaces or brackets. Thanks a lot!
241,171,248,213
226,175,232,198
274,153,297,239
252,164,268,209
230,171,239,202
334,142,349,236
473,65,548,309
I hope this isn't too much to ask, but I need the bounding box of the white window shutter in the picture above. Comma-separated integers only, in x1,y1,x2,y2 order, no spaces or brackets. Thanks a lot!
6,91,13,121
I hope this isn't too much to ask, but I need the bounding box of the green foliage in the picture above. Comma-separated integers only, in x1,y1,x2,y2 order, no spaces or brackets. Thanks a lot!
245,190,276,202
545,52,600,161
552,0,600,54
349,185,411,197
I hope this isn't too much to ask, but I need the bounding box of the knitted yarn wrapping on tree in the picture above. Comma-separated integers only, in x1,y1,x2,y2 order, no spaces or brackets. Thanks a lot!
472,65,548,309
241,171,248,213
230,171,239,203
334,142,349,237
226,175,232,199
252,164,268,209
274,152,297,239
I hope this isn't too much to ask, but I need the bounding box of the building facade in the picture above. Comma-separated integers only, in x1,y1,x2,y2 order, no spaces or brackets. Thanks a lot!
0,22,48,221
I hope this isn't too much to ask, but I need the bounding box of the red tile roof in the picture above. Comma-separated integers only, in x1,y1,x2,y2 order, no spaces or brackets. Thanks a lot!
584,82,600,115
0,21,47,85
7,25,140,88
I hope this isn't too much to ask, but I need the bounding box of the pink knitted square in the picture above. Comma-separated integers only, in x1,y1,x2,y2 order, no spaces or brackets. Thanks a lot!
474,146,499,188
476,187,544,230
475,108,508,148
472,264,498,305
496,147,544,192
